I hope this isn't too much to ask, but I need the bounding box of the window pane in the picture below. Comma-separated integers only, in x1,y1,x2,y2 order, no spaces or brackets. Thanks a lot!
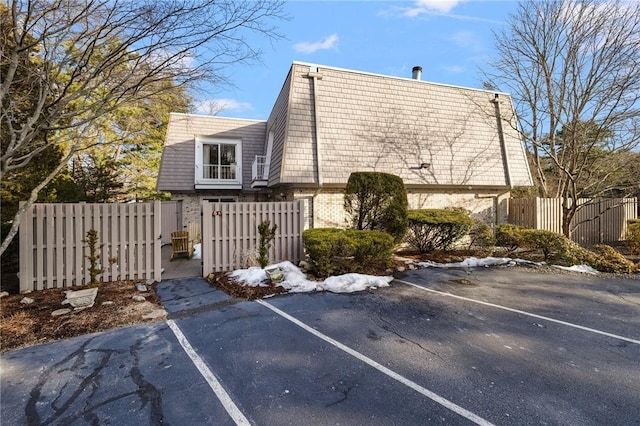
220,144,235,165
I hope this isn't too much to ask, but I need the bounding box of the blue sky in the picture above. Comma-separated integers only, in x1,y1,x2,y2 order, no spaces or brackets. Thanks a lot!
194,0,519,120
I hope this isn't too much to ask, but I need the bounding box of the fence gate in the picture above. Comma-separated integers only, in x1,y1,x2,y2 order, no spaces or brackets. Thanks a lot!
19,202,162,292
202,200,309,273
160,200,182,245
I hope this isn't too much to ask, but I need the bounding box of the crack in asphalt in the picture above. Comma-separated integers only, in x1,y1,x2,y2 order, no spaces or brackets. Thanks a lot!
376,315,444,360
325,386,353,407
25,331,168,425
166,297,242,320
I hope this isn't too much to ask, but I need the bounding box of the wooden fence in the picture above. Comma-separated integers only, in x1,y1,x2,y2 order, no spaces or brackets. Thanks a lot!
19,202,162,292
160,200,181,245
508,197,637,245
202,200,309,273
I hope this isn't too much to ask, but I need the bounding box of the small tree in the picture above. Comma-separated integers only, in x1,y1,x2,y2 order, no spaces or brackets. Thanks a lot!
257,220,277,268
83,229,105,287
344,172,408,242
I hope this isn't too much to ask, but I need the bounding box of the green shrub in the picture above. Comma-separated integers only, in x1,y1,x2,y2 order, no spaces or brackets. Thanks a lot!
405,209,473,253
344,172,408,242
302,228,393,276
590,245,636,274
626,221,640,255
495,224,527,253
257,220,277,268
521,229,595,265
468,220,496,255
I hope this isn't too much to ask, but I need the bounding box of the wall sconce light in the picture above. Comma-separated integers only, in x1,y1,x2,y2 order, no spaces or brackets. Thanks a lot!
409,163,431,170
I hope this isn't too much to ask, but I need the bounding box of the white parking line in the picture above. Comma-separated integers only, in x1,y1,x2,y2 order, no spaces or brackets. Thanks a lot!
167,320,251,426
395,279,640,346
256,299,495,426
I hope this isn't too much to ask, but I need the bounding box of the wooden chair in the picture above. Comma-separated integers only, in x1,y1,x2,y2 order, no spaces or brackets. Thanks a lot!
170,231,193,260
187,222,201,245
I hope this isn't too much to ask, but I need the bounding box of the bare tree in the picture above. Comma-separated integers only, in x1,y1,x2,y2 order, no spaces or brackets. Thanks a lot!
484,0,640,236
358,102,500,187
0,0,285,255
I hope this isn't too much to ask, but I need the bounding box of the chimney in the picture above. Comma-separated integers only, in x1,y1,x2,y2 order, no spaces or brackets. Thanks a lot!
412,66,422,80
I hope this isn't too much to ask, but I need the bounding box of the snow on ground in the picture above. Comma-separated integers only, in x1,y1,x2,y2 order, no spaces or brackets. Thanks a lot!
228,256,599,296
552,264,598,274
417,257,543,268
193,243,202,260
229,261,392,294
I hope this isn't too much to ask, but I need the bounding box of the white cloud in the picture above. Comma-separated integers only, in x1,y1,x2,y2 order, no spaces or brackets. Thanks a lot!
442,65,465,74
293,34,339,54
450,30,484,52
193,98,253,115
404,0,465,17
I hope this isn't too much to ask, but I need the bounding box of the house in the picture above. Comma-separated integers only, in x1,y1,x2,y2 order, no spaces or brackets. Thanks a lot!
157,62,533,229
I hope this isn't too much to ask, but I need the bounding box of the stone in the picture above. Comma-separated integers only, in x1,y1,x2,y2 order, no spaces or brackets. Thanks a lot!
67,287,98,308
101,301,115,306
408,264,417,270
396,266,406,272
0,291,9,298
135,283,148,292
142,309,166,320
132,295,146,302
51,308,71,317
145,279,155,286
20,297,34,304
298,260,309,270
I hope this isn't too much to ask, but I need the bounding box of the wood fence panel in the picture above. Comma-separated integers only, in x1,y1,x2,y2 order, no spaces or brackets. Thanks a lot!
202,200,309,273
19,202,162,293
508,197,637,245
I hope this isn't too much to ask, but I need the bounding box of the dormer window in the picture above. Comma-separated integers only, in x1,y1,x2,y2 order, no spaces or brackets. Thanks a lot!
195,137,242,189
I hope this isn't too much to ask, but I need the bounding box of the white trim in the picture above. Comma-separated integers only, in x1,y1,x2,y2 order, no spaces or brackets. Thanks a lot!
195,136,242,187
291,61,512,96
264,131,274,179
171,112,265,122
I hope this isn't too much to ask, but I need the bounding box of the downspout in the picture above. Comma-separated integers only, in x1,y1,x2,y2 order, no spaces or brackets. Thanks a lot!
306,67,324,186
491,94,513,189
306,67,324,228
491,93,513,227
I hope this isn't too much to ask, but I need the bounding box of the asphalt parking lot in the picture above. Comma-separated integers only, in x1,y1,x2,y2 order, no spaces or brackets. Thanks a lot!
2,267,639,425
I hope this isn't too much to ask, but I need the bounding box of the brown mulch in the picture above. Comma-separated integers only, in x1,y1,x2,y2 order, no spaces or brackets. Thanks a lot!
0,280,165,353
207,272,289,300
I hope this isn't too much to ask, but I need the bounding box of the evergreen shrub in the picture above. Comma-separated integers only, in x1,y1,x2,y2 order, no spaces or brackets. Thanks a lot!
303,228,393,276
626,221,640,255
495,224,527,252
405,209,473,253
344,172,408,242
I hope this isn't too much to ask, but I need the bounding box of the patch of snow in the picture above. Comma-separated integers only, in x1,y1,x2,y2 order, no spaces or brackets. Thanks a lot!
418,257,537,268
230,261,392,294
552,264,598,274
193,243,202,260
322,274,393,293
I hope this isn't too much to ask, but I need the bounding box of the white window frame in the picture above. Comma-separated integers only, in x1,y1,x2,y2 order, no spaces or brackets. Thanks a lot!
194,137,242,189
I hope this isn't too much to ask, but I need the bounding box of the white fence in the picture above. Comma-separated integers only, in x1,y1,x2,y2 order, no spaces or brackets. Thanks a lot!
509,197,637,245
202,200,309,273
19,202,162,292
160,200,181,245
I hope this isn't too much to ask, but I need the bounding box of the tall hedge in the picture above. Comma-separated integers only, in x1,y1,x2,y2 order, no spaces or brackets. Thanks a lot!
344,172,408,242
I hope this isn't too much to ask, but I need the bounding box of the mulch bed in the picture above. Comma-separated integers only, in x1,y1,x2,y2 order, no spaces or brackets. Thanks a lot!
0,280,165,353
207,272,289,300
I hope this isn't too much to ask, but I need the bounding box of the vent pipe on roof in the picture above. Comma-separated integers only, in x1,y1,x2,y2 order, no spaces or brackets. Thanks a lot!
412,66,422,80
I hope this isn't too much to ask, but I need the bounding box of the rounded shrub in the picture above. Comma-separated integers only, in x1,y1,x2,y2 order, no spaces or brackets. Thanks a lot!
302,228,393,276
495,224,527,252
405,209,473,253
468,220,496,255
625,221,640,255
344,172,408,242
590,245,636,274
